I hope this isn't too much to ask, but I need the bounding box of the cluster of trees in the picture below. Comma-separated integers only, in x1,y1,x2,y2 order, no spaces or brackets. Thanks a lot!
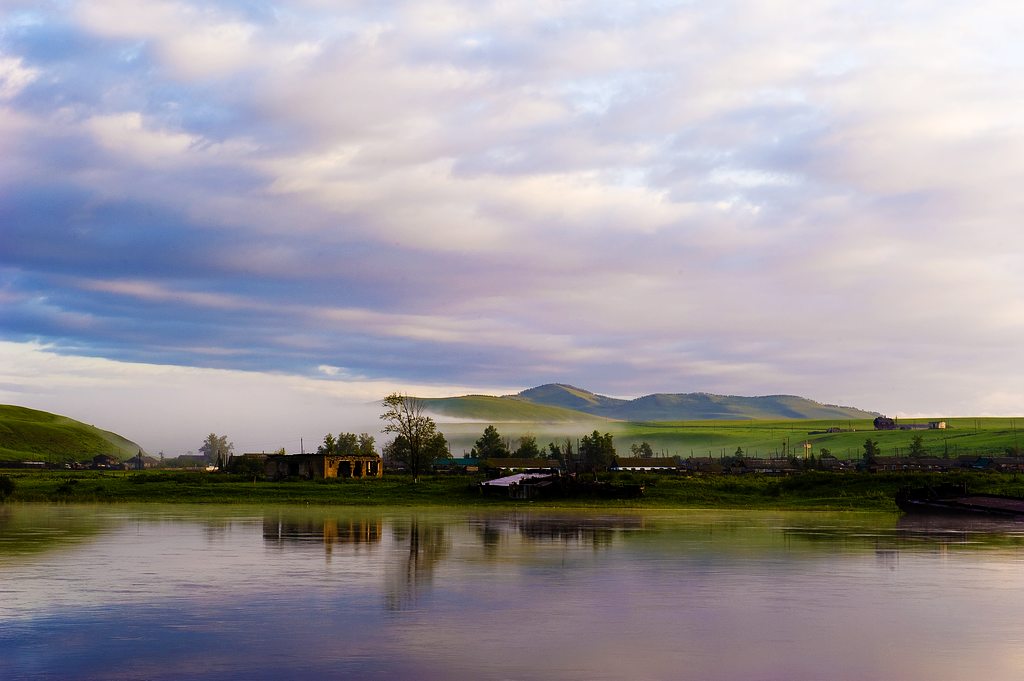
470,425,541,459
469,425,622,477
317,432,376,458
200,433,234,469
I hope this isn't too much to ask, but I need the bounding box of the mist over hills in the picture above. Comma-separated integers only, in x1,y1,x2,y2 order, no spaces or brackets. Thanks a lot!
423,384,878,422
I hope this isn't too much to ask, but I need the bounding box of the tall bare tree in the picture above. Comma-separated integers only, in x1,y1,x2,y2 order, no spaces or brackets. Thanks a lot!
380,393,439,482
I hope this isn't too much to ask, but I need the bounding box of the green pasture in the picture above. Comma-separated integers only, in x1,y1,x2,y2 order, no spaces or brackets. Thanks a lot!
442,417,1024,459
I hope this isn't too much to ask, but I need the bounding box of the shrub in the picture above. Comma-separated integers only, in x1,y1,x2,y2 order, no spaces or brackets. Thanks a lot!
0,475,14,500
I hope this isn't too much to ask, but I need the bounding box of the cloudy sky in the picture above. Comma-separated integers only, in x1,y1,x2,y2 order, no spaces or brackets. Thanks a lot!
3,1,1024,453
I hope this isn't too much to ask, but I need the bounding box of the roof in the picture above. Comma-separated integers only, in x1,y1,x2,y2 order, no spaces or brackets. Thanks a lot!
480,472,557,487
613,457,677,467
481,457,559,469
435,457,479,466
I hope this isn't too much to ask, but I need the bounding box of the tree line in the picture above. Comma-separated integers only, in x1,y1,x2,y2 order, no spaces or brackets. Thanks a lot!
189,394,660,483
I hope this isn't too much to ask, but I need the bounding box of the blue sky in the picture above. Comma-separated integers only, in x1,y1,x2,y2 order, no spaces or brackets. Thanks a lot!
2,1,1024,453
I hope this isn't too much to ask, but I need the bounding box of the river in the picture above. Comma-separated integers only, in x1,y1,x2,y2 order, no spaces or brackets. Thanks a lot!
3,505,1024,680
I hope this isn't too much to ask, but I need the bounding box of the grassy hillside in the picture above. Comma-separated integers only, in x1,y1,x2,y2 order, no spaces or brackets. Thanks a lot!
421,394,604,422
516,384,626,412
606,393,875,421
0,405,145,463
428,383,877,423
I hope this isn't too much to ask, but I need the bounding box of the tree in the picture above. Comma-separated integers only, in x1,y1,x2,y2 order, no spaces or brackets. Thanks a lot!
336,432,359,456
548,438,576,473
733,446,744,458
579,430,616,478
200,433,233,469
380,393,441,482
909,435,927,458
357,433,376,457
515,434,541,458
631,442,655,457
384,431,449,471
472,425,509,459
317,433,337,456
862,438,880,463
0,475,14,500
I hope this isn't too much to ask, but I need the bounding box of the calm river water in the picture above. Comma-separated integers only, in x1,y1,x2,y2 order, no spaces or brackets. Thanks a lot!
3,505,1024,680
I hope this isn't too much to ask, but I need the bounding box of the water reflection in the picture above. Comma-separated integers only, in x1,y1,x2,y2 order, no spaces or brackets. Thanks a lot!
0,504,111,561
263,513,383,557
471,513,643,555
7,507,1024,681
386,518,450,611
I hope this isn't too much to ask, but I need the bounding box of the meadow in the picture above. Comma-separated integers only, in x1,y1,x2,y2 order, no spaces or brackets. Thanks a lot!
442,417,1024,460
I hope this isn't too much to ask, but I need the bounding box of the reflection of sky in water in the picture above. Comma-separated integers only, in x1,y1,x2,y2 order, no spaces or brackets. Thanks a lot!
4,507,1024,680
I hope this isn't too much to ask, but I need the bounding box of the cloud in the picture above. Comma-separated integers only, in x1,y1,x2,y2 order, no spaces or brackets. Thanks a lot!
2,0,1024,438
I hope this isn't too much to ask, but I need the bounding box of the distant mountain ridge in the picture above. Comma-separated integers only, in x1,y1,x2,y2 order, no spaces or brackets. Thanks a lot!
423,383,878,422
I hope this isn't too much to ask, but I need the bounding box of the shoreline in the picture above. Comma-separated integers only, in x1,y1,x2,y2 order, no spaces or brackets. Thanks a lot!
5,469,1024,512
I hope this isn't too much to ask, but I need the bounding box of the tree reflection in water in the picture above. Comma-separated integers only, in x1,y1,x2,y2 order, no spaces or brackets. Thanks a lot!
386,518,451,611
262,514,382,561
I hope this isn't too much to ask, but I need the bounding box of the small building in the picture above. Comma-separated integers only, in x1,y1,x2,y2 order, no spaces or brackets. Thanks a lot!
127,453,160,470
91,454,123,470
264,453,382,481
679,457,724,474
433,456,480,473
868,456,956,473
480,472,560,499
610,456,678,472
739,458,800,475
480,457,560,476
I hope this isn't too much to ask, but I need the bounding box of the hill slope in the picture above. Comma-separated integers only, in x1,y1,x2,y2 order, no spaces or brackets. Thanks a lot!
0,405,145,462
421,394,606,422
423,384,877,422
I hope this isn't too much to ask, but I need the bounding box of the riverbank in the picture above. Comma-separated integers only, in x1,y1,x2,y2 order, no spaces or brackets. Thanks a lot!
6,469,1024,510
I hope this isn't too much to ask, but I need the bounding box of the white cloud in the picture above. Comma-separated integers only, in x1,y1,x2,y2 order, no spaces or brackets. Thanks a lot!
0,56,38,100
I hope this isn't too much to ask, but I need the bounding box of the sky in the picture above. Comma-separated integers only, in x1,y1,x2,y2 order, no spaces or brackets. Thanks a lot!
3,1,1024,454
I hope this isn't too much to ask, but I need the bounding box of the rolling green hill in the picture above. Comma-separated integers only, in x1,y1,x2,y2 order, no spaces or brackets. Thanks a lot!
0,405,145,463
426,383,878,423
421,394,606,422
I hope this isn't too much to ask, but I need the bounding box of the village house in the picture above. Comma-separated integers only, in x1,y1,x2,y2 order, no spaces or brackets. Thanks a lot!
480,457,560,476
738,458,800,475
610,456,679,472
264,453,383,481
127,453,160,470
91,454,125,470
679,457,725,474
867,456,957,473
432,456,481,473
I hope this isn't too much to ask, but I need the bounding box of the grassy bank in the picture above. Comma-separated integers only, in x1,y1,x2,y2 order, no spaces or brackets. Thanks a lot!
6,469,1024,511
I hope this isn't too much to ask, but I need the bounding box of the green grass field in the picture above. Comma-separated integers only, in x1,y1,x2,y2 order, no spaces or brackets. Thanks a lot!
442,417,1024,460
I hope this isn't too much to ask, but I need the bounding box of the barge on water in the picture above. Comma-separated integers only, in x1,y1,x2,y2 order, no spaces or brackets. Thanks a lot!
896,483,1024,518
